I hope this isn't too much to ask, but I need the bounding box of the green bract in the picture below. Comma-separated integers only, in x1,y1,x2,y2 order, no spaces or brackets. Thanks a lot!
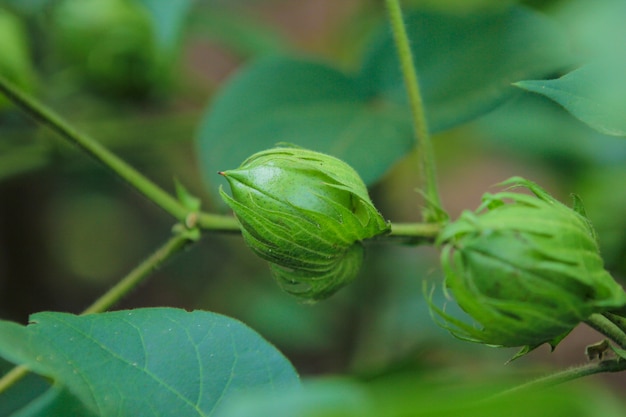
432,177,626,354
219,147,390,301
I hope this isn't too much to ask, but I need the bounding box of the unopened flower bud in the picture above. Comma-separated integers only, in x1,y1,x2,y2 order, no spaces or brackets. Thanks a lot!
219,147,390,301
431,177,626,354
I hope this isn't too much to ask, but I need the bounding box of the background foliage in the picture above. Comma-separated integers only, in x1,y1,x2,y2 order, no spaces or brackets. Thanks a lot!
0,0,625,415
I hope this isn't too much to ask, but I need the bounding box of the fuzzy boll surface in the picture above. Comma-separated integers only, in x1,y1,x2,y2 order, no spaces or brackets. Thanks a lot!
219,147,389,301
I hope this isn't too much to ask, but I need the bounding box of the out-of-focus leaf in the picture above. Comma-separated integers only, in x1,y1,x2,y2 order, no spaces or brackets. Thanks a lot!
0,308,299,417
554,0,626,59
197,56,413,203
227,282,340,352
473,93,626,166
49,0,164,97
214,379,371,417
404,0,518,12
10,386,95,417
192,8,290,57
0,146,49,182
135,0,194,55
197,6,572,203
215,373,626,417
0,0,51,14
0,9,37,108
349,247,472,372
360,6,574,133
45,192,148,283
515,62,626,137
576,166,626,267
518,0,626,136
0,359,50,417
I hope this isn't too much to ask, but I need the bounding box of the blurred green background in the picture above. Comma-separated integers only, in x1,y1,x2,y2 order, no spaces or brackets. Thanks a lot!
0,0,625,407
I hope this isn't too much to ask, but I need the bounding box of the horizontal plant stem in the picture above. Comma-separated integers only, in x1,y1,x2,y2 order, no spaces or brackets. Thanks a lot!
0,231,193,394
492,359,626,399
193,219,441,241
388,221,441,242
585,313,626,349
196,212,241,233
0,74,189,223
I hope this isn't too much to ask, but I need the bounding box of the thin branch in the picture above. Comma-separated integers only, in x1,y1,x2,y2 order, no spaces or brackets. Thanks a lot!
491,359,626,399
0,74,189,223
0,74,244,233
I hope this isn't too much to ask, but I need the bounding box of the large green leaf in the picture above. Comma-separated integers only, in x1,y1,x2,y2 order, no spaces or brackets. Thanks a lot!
0,308,299,417
359,6,573,133
197,56,414,202
197,6,572,204
515,61,626,136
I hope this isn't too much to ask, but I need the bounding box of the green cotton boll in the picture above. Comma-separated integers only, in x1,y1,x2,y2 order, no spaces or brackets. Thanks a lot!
219,147,390,301
431,177,626,353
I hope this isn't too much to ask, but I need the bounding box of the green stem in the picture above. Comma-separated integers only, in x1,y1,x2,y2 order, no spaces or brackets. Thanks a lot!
385,0,443,223
0,231,193,394
0,74,189,223
491,359,626,399
384,221,441,244
585,313,626,349
196,212,241,233
0,365,29,395
0,74,244,233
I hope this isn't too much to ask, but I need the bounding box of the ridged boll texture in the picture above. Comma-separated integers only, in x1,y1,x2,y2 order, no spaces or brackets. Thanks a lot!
432,177,626,354
219,147,390,301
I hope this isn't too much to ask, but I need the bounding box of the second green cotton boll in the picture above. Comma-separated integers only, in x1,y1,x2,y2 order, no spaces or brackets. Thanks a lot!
432,177,626,356
219,147,390,301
